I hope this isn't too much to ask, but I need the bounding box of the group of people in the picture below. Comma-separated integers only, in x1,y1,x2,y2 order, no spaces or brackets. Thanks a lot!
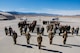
4,20,79,49
71,27,79,35
5,26,18,44
18,20,37,35
5,26,13,36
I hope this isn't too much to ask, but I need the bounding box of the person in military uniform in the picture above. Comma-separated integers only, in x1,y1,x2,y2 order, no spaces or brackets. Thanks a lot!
25,32,31,44
18,22,20,28
9,26,13,36
46,25,49,32
75,27,79,35
20,27,23,35
24,25,27,34
49,25,53,31
41,26,44,35
12,31,18,44
48,31,54,44
37,26,40,35
31,21,37,32
29,23,32,32
63,31,68,44
4,27,8,35
71,27,74,35
37,34,42,49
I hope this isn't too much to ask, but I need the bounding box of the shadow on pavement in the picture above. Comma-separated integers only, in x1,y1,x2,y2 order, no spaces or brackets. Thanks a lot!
30,43,46,47
67,44,80,47
16,44,33,48
52,44,72,48
41,48,62,53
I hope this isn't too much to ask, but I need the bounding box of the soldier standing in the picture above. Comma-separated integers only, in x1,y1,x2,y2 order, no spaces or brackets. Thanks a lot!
41,26,44,35
48,31,54,44
29,24,32,32
20,27,23,35
71,27,74,35
63,31,68,44
18,22,20,28
75,27,79,35
12,31,18,44
25,32,31,44
9,26,13,36
49,25,53,31
37,34,42,49
37,26,40,35
46,25,49,32
4,27,8,35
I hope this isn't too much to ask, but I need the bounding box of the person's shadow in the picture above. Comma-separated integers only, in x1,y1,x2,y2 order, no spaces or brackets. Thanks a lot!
52,43,72,48
66,44,80,47
30,43,46,47
16,44,33,48
41,48,62,53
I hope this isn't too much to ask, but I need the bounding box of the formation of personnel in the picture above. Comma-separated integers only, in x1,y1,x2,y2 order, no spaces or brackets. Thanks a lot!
4,20,80,49
18,20,37,35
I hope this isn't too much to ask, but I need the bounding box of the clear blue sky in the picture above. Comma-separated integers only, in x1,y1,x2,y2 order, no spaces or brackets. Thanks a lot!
0,0,80,15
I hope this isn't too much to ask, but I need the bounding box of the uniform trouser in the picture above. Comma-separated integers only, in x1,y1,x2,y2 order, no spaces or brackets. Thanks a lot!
5,31,8,35
41,32,44,35
32,27,34,32
13,38,16,44
50,39,53,44
72,31,74,35
63,38,67,44
27,39,30,44
38,43,41,49
10,31,12,36
20,30,22,35
76,32,78,35
24,29,27,33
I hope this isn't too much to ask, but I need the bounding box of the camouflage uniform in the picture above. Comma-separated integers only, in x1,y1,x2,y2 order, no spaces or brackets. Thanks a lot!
71,27,74,35
25,32,31,44
41,26,44,35
5,27,8,35
20,27,23,35
12,31,17,44
9,27,13,36
37,34,42,49
75,27,79,35
37,27,40,35
48,31,54,44
63,31,68,44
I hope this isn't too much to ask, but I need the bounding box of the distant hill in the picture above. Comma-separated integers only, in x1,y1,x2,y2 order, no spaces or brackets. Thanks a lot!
0,12,16,20
7,11,61,16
